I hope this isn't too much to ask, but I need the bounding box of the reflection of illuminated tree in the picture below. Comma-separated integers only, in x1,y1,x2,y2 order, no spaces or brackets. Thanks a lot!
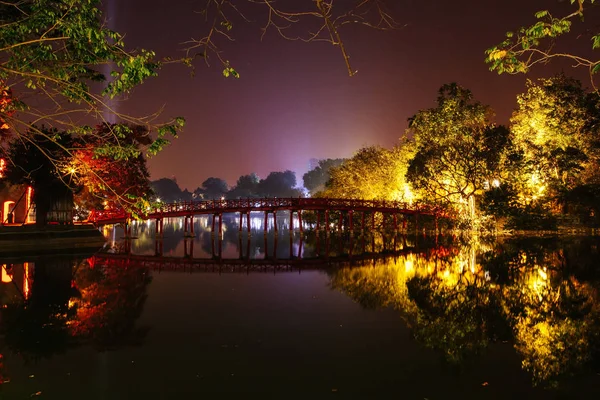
70,259,152,349
331,238,600,385
0,257,152,364
503,269,600,386
331,258,413,310
407,273,507,364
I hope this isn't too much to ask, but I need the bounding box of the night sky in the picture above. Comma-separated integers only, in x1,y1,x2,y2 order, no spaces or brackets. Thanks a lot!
108,0,597,191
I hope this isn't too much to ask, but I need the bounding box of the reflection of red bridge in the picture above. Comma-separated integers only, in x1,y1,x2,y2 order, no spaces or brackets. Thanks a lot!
89,246,426,273
87,198,449,235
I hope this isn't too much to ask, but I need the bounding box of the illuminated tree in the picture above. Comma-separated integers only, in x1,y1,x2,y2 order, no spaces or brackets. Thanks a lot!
303,158,345,196
0,0,184,206
71,124,152,211
2,123,154,222
323,144,415,201
406,84,508,219
504,75,600,225
0,85,12,139
486,0,600,89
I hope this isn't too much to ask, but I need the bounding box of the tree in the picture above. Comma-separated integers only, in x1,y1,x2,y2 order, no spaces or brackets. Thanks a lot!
486,0,600,89
0,0,184,202
303,158,345,196
508,75,600,212
406,84,508,219
227,173,260,198
70,124,153,211
257,170,302,197
151,178,184,203
199,177,229,199
323,144,415,201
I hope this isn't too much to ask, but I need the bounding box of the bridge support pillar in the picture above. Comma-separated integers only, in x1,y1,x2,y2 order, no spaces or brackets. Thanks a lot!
211,214,217,234
325,210,329,234
239,212,244,233
393,214,398,231
247,212,251,234
298,210,303,233
264,211,269,234
190,216,194,236
289,210,294,233
218,213,223,236
338,211,343,233
316,211,321,232
273,211,278,233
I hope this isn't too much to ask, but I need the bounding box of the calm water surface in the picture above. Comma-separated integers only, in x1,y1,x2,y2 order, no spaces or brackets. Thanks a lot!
1,215,599,399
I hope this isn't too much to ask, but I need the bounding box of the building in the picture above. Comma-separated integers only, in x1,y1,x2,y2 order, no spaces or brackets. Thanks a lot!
0,158,34,225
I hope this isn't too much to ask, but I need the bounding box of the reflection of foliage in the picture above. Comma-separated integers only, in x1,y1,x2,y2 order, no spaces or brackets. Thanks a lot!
331,238,600,386
0,258,152,363
504,273,600,386
71,259,152,349
407,274,507,364
331,260,411,310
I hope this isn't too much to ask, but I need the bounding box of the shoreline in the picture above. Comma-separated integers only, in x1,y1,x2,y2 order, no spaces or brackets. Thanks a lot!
0,224,106,257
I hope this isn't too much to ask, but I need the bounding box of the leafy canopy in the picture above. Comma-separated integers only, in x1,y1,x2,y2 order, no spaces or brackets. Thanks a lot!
486,0,600,89
0,0,184,170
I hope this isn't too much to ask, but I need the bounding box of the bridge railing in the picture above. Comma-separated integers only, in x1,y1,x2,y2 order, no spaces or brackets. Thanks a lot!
87,197,450,224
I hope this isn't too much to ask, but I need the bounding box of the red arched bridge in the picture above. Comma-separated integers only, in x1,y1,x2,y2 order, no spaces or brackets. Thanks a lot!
87,197,449,235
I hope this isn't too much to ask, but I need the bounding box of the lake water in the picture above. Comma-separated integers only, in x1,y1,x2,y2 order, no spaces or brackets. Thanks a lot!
1,215,599,399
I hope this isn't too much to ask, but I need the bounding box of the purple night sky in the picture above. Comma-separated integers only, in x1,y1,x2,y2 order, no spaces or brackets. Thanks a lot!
108,0,597,191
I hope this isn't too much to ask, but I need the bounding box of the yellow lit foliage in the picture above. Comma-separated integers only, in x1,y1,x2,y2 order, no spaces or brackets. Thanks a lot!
330,241,600,384
321,142,417,202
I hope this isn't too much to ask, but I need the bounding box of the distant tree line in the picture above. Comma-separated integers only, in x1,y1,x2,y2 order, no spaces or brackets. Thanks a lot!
151,170,304,202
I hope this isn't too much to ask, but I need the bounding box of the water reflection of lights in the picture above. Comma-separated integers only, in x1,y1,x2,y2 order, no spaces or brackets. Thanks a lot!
404,258,414,273
1,264,11,283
